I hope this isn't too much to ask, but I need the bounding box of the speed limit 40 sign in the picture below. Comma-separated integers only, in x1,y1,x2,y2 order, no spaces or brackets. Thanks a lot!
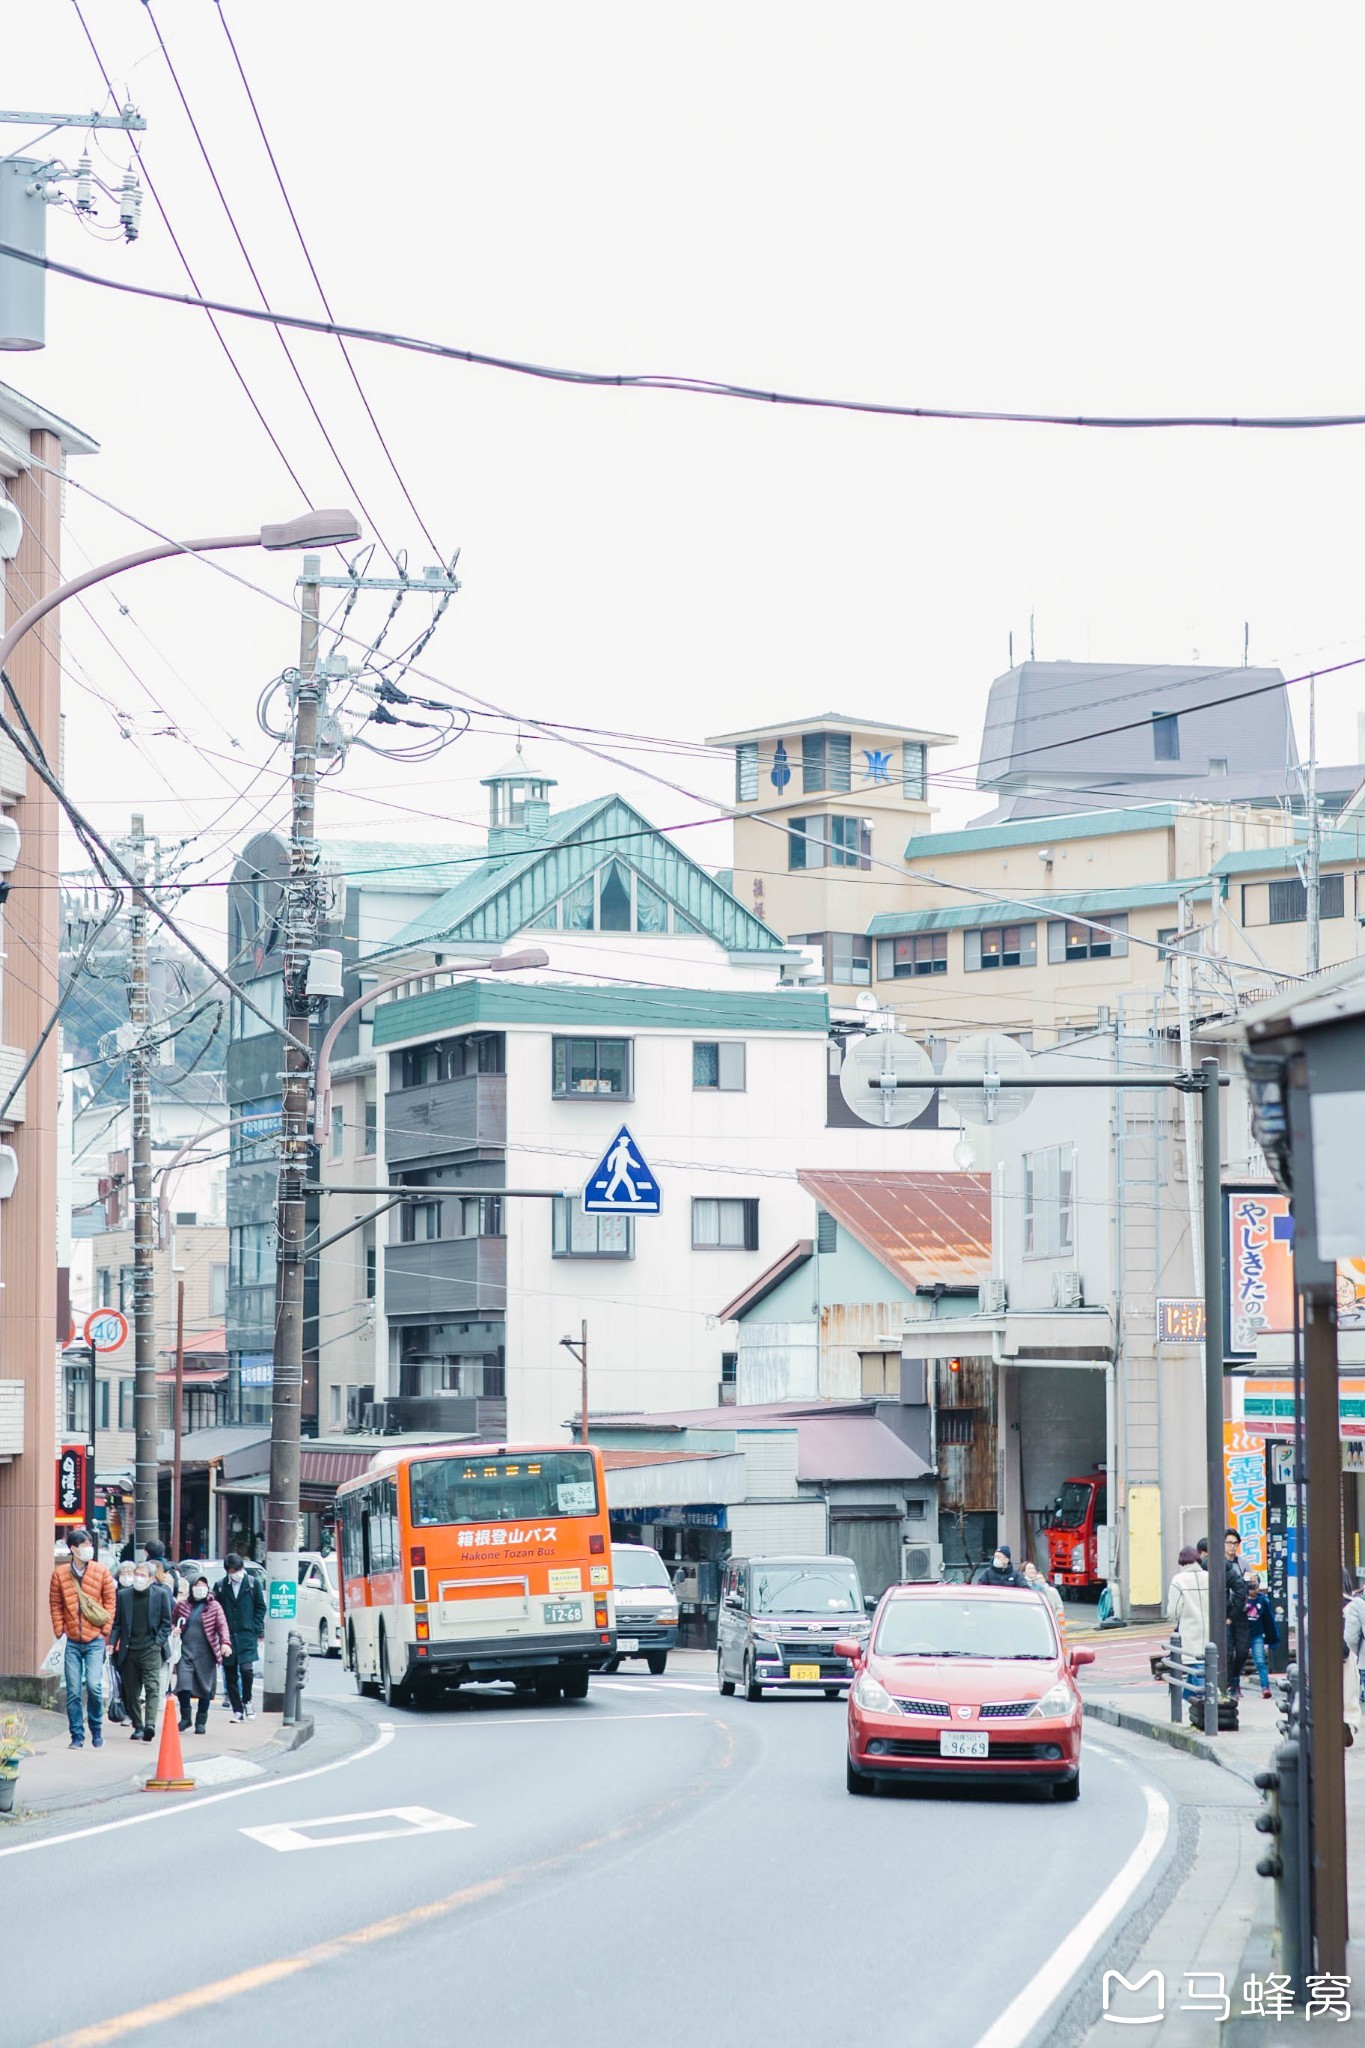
83,1308,129,1353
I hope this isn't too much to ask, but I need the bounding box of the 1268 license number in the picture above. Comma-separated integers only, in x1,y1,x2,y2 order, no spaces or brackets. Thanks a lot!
545,1601,583,1625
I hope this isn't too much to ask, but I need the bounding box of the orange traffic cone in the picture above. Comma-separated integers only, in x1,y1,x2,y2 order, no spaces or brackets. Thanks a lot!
144,1697,195,1793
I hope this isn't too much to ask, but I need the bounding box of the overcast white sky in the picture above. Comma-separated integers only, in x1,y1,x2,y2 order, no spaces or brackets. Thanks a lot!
7,3,1365,955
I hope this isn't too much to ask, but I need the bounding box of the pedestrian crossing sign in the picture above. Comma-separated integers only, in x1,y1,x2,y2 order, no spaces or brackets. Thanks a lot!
582,1124,661,1215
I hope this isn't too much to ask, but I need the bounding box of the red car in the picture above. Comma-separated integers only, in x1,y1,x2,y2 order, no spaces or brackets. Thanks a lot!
838,1583,1094,1800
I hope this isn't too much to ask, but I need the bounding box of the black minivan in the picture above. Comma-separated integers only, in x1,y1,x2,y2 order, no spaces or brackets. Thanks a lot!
716,1553,870,1700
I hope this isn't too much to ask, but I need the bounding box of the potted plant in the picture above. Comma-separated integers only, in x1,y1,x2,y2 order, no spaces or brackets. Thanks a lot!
0,1710,33,1814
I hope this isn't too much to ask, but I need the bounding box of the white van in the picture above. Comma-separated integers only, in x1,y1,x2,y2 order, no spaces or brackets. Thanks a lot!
297,1550,342,1656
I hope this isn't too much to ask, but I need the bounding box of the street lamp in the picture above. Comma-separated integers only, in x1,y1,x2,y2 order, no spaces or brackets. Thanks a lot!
311,947,550,1145
0,508,361,674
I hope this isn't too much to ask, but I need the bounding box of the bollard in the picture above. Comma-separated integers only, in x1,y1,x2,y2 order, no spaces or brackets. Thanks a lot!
1204,1642,1219,1740
282,1629,308,1727
1255,1739,1306,1998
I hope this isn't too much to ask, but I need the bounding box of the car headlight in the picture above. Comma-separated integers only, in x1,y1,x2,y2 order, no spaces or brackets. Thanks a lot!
1029,1681,1077,1719
853,1670,898,1713
1070,1544,1085,1572
656,1606,678,1625
754,1639,782,1661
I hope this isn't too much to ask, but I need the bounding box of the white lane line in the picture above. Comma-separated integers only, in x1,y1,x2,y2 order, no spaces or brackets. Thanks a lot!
243,1806,473,1853
594,1680,715,1694
0,1720,397,1860
397,1711,707,1729
966,1778,1171,2048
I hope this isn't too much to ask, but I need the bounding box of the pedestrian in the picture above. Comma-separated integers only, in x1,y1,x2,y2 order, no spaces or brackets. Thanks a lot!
1224,1532,1250,1699
1344,1579,1365,1710
214,1555,266,1723
1243,1572,1278,1699
172,1573,230,1734
1166,1545,1210,1697
979,1544,1025,1587
1021,1559,1065,1625
109,1560,174,1743
48,1527,116,1750
143,1538,182,1604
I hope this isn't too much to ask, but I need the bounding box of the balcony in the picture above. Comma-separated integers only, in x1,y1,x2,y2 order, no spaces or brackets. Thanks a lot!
384,1234,507,1321
385,1073,506,1165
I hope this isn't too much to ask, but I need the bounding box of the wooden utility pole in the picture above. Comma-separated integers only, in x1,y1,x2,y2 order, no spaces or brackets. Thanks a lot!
561,1322,589,1443
128,814,159,1546
170,1279,185,1561
262,559,322,1710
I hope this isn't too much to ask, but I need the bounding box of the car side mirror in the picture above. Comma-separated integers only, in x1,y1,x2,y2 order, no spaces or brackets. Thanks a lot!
1069,1647,1095,1671
864,1595,877,1613
833,1637,863,1665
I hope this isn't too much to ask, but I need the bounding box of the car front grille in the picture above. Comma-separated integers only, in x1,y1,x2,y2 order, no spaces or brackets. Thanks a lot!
894,1698,950,1718
876,1738,1058,1761
979,1701,1033,1720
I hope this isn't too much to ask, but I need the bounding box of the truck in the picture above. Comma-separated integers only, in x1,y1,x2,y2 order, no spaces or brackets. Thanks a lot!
1043,1468,1108,1596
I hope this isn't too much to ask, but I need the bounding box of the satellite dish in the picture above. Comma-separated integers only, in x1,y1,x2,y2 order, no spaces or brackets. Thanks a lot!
941,1032,1035,1127
838,1031,934,1127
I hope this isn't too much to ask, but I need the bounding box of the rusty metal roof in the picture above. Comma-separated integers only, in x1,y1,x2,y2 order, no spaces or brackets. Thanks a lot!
797,1170,991,1290
599,1449,728,1470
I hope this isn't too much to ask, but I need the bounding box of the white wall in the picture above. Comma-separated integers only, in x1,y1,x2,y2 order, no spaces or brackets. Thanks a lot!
501,1022,955,1440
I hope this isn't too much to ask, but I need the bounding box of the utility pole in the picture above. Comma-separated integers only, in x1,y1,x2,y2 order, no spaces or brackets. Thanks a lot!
127,813,159,1547
262,559,323,1710
170,1278,185,1562
560,1322,589,1443
1305,675,1321,975
1199,1054,1229,1690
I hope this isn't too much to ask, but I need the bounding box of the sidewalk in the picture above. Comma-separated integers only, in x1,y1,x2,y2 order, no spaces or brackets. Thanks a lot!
1078,1666,1365,2040
4,1693,311,1822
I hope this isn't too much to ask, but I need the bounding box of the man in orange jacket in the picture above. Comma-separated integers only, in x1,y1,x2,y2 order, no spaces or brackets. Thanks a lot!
48,1528,116,1749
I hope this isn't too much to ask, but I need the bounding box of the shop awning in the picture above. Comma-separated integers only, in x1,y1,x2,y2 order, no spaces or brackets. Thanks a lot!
896,1308,1114,1363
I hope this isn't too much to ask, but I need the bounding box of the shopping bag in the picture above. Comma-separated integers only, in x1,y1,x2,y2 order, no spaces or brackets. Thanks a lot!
40,1637,65,1678
106,1659,127,1724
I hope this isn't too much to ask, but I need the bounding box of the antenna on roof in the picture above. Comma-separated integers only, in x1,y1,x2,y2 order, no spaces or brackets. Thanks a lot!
1243,622,1250,668
1029,611,1035,661
1009,630,1014,668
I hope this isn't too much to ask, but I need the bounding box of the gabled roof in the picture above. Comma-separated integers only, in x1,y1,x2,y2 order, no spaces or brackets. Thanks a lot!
717,1241,814,1322
369,793,783,958
797,1170,991,1288
319,839,485,894
865,878,1210,936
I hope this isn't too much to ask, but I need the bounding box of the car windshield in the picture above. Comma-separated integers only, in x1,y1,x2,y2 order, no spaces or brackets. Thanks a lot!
876,1595,1057,1660
752,1566,861,1616
1053,1482,1094,1527
612,1547,672,1589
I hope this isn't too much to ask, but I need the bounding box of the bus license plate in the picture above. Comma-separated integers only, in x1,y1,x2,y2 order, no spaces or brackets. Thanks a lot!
940,1731,988,1758
545,1601,583,1626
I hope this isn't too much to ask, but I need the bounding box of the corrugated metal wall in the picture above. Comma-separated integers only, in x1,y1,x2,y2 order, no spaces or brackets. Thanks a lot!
730,1500,828,1554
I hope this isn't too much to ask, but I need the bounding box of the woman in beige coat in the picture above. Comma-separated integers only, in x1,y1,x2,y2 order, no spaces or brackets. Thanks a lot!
1166,1545,1210,1697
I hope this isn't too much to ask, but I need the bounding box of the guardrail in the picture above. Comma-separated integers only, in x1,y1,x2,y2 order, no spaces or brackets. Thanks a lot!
1148,1638,1239,1733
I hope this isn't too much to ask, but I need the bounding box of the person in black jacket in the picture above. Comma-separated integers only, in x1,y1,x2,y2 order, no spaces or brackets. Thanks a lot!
1224,1531,1250,1699
215,1554,267,1722
108,1565,174,1741
978,1545,1026,1587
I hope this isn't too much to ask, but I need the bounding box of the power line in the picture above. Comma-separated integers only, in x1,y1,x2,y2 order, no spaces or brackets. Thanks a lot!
17,231,1365,432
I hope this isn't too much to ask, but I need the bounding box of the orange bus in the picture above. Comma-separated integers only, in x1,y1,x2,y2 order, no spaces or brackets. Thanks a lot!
336,1442,616,1707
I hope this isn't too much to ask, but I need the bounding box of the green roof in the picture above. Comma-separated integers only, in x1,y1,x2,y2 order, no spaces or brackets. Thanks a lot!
1213,829,1365,876
866,878,1211,936
371,979,830,1047
902,805,1184,862
369,794,783,958
319,839,484,893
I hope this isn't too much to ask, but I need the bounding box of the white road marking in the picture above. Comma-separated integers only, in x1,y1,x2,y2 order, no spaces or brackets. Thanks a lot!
594,1679,715,1694
0,1720,397,1859
398,1711,707,1729
965,1779,1171,2048
242,1805,473,1852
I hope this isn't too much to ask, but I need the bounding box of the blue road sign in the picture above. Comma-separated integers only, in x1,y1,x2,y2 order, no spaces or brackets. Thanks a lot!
582,1125,661,1215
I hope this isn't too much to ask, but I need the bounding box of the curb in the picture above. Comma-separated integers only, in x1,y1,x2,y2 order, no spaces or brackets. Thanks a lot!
1082,1696,1263,1785
0,1710,317,1824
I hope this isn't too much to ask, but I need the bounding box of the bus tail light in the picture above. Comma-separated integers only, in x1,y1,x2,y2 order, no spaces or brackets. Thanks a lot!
594,1601,609,1629
416,1605,430,1641
410,1546,426,1566
589,1534,604,1554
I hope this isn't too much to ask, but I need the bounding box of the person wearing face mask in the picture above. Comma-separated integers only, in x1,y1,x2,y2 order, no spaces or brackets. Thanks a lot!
110,1560,175,1742
214,1553,266,1723
48,1527,117,1750
978,1544,1026,1588
171,1576,230,1734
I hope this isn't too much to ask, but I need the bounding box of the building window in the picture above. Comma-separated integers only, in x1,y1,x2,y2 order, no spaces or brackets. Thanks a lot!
1152,712,1180,761
1047,914,1128,963
1268,874,1345,925
209,1263,228,1317
400,1043,444,1088
118,1380,134,1430
692,1197,759,1250
97,1268,113,1307
231,1099,282,1164
552,1037,632,1098
329,1383,342,1429
735,742,759,803
229,1222,274,1288
330,1106,345,1160
829,815,871,868
965,923,1037,971
817,1209,838,1253
788,815,824,871
1023,1145,1075,1259
801,732,851,794
902,743,927,800
451,1032,505,1076
720,1350,738,1386
828,933,871,985
877,933,947,978
400,1200,442,1243
455,1195,504,1238
938,1409,977,1445
97,1378,110,1430
552,1197,634,1259
362,1096,378,1154
860,1351,895,1395
693,1041,746,1090
364,1241,377,1301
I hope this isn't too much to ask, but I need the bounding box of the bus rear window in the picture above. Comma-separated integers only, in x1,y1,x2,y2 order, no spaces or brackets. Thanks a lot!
409,1452,600,1527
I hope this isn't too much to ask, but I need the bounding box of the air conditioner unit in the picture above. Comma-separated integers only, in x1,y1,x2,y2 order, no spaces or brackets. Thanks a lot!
1052,1271,1084,1309
346,1384,374,1433
979,1277,1008,1315
902,1541,944,1584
